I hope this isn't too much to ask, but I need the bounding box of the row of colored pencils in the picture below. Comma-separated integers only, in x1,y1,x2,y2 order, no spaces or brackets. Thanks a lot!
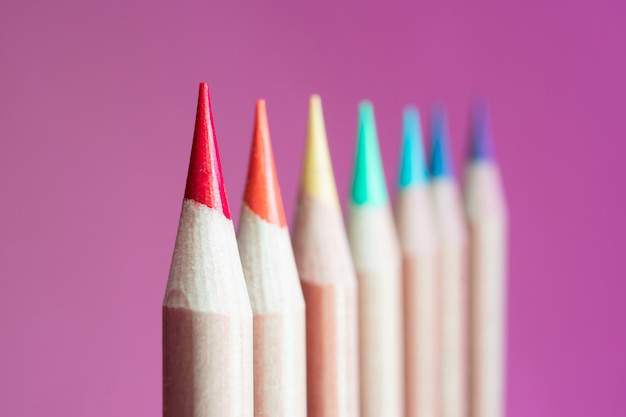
162,83,507,417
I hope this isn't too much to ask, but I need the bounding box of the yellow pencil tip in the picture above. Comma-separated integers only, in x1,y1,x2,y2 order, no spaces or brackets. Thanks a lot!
301,95,340,208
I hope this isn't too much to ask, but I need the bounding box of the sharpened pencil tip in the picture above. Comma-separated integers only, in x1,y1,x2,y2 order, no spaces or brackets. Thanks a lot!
351,101,389,206
430,106,455,179
301,95,340,208
184,83,231,219
470,97,495,161
243,99,287,227
399,106,428,188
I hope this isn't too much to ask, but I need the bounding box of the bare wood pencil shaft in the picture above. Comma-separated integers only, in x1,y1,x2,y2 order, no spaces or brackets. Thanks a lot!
432,180,468,417
349,205,404,417
293,193,360,417
396,187,440,417
163,309,249,415
466,163,507,417
238,206,306,417
163,201,253,417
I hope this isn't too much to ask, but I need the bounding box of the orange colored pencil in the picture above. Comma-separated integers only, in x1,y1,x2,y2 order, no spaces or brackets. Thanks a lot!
237,100,307,417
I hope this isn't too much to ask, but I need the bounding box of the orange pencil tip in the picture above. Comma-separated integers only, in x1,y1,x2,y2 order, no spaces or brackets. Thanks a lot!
243,100,287,227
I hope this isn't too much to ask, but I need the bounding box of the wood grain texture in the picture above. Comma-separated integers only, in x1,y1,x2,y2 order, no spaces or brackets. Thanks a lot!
163,200,253,417
348,204,404,417
465,162,507,417
396,186,440,417
292,192,360,417
237,204,306,417
431,179,468,417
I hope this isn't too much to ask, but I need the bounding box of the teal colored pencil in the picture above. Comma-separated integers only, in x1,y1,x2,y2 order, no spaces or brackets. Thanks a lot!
348,101,404,417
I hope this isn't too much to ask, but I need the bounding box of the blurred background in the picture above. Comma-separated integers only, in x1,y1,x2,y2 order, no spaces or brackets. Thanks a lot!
1,0,625,415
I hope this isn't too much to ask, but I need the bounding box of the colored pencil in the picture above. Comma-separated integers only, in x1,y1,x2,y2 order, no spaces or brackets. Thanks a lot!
237,100,307,417
464,101,507,417
348,101,404,417
430,107,468,417
292,95,360,417
163,83,253,417
396,107,440,417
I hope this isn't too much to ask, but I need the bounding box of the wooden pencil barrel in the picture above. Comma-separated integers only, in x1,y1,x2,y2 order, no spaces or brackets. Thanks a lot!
397,187,440,417
431,180,468,417
293,193,360,417
349,205,404,417
466,162,507,417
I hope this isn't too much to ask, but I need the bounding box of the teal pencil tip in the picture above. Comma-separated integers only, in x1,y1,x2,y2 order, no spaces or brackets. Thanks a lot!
351,100,389,206
430,106,455,178
399,106,429,188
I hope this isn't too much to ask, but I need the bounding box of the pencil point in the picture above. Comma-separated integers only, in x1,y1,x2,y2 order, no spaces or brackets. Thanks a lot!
470,98,495,161
430,106,454,179
301,95,340,208
399,106,428,188
184,83,231,218
243,100,287,227
351,100,388,206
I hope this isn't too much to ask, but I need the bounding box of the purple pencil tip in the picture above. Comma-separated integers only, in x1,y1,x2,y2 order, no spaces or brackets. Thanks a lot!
471,98,495,161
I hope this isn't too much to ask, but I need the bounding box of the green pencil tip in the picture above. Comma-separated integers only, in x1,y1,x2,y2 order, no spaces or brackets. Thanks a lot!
351,100,389,206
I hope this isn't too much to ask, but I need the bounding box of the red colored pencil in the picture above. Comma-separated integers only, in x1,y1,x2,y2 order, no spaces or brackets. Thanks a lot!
162,83,253,417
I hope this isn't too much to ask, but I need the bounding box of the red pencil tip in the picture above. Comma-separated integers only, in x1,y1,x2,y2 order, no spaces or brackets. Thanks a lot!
243,100,287,227
184,83,231,219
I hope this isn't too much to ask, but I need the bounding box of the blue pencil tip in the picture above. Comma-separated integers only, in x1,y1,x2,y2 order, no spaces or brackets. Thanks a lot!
471,98,495,161
399,106,428,188
430,107,454,178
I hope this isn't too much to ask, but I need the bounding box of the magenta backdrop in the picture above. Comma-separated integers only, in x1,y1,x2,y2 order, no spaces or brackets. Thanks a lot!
1,0,625,415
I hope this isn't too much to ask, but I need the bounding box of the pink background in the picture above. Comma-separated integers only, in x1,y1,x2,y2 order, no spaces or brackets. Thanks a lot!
1,0,625,415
